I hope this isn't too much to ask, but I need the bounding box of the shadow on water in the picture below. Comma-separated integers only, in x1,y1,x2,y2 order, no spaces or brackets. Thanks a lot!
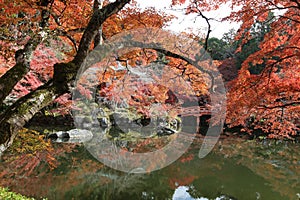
0,133,299,200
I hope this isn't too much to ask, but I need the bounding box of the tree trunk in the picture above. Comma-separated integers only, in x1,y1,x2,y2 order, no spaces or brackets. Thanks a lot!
0,0,130,156
94,0,104,47
0,1,51,105
0,81,62,155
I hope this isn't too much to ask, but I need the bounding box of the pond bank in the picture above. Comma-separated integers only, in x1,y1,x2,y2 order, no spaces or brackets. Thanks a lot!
27,112,300,142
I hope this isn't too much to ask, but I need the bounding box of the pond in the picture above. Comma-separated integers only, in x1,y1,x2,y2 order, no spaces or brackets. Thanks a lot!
0,131,299,200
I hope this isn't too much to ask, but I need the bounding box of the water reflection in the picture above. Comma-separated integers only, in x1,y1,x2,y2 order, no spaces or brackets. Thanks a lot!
56,147,285,200
0,138,299,200
172,186,236,200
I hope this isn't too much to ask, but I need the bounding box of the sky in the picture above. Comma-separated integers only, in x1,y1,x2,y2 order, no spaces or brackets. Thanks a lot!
137,0,241,39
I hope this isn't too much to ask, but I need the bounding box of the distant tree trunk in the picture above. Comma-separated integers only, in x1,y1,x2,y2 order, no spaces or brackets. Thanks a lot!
94,0,104,47
0,0,130,156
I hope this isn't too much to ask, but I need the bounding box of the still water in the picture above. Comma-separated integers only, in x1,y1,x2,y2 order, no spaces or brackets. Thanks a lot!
0,135,299,200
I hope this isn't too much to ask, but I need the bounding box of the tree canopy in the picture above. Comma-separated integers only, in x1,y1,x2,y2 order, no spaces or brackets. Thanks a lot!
0,0,299,155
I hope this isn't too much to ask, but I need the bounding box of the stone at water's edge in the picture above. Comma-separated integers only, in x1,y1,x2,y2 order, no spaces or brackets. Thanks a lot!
157,127,175,136
47,116,181,143
58,101,183,143
47,129,93,143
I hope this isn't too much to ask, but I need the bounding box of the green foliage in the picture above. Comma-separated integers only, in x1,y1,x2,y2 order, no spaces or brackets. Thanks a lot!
201,13,276,75
236,37,261,69
236,12,276,73
222,28,237,44
206,37,234,60
0,187,36,200
201,29,238,61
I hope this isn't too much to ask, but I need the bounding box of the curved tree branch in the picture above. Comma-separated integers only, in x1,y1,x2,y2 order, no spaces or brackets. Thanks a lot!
73,0,130,66
258,101,300,109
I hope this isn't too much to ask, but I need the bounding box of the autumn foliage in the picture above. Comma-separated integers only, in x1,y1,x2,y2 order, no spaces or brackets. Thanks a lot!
166,0,299,139
0,129,58,177
224,0,300,138
0,0,299,142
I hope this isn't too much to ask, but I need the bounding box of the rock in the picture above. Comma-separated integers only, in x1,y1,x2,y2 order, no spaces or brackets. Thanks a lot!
98,117,109,128
157,127,175,136
47,129,93,143
74,115,93,129
134,117,151,126
47,131,69,140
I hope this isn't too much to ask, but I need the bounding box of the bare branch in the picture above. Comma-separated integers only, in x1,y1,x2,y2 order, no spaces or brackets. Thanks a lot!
258,101,300,109
291,0,300,8
193,1,212,51
55,29,79,52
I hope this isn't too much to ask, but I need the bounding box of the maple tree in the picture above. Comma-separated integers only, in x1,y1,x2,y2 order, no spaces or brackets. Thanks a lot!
178,0,300,138
0,0,299,158
0,0,215,156
224,0,300,138
0,0,131,154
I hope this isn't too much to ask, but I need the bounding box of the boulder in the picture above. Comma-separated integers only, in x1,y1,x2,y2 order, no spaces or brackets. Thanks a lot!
47,129,93,143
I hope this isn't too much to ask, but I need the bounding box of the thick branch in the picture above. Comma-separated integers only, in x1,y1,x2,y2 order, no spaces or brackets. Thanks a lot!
0,1,51,105
0,38,42,106
83,40,219,93
291,0,300,8
0,80,65,155
73,0,130,65
153,48,217,92
0,0,130,155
